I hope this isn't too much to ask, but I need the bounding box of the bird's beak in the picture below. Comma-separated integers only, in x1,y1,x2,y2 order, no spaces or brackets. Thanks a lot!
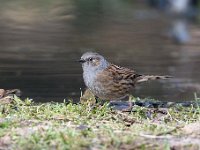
78,59,86,63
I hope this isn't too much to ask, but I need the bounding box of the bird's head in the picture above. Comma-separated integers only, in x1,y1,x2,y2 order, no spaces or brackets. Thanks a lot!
79,52,109,72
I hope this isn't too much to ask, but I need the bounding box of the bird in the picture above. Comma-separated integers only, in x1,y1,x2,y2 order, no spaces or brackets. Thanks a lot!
79,52,171,110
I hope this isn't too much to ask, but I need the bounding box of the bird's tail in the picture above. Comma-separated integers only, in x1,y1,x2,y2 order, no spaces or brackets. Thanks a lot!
135,75,172,84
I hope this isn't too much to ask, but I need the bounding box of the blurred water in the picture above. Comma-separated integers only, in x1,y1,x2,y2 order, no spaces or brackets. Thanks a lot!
0,0,200,102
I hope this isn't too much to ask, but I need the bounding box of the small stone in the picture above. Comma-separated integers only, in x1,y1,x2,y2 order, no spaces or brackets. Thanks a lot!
0,96,13,104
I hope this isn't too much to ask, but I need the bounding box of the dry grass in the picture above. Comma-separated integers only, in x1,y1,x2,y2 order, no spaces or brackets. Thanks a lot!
0,95,200,150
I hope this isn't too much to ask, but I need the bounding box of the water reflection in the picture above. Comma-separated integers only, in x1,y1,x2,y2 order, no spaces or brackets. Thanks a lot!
0,0,199,102
149,0,199,44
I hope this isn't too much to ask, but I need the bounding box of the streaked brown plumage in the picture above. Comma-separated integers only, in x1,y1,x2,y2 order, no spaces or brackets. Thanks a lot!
79,52,171,101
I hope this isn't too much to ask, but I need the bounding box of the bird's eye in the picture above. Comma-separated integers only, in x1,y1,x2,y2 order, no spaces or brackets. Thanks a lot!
88,58,93,61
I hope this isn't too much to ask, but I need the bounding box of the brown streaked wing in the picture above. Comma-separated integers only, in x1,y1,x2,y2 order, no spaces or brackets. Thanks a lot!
106,64,141,83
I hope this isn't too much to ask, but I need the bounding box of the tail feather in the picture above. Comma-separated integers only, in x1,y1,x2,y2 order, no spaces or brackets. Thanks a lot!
136,75,172,83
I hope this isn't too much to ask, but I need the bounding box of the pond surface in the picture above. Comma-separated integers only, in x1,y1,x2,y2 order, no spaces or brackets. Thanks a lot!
0,0,200,102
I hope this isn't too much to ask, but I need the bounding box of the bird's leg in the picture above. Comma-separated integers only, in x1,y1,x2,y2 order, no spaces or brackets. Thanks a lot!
122,95,133,112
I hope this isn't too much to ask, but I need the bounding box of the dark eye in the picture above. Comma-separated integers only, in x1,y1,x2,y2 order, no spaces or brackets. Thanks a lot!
88,58,93,61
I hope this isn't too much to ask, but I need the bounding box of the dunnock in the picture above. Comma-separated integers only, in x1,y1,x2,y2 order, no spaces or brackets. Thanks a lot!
79,52,171,109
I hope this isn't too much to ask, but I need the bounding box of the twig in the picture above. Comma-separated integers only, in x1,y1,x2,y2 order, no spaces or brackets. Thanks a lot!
139,133,174,139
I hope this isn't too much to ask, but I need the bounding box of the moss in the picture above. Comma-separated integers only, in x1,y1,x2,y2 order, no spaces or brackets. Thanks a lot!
0,95,200,150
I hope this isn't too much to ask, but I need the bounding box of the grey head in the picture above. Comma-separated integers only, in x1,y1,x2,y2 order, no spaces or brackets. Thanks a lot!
79,52,109,73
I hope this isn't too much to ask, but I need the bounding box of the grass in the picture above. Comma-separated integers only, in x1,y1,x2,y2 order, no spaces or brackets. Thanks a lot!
0,95,200,150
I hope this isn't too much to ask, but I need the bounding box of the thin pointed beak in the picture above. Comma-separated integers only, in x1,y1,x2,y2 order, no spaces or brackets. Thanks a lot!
78,59,86,63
